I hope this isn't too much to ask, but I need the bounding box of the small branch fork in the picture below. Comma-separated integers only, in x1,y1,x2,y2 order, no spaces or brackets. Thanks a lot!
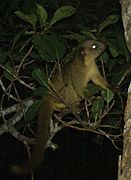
0,98,35,144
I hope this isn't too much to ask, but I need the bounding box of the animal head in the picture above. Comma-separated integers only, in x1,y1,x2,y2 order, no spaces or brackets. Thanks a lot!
76,40,106,65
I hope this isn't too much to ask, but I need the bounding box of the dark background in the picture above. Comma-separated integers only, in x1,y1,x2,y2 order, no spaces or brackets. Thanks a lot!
0,0,128,179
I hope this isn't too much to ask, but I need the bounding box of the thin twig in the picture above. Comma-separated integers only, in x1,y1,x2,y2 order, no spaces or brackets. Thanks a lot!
17,45,34,75
0,79,19,102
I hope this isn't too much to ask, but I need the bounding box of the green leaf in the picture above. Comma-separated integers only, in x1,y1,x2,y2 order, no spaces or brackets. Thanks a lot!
81,30,96,40
32,68,48,87
62,33,85,42
4,63,15,80
107,32,128,57
101,89,114,103
0,49,7,63
49,6,76,26
32,87,48,97
109,46,119,57
84,83,100,98
25,99,43,122
61,52,73,64
101,52,109,63
36,4,48,27
91,99,104,121
12,32,23,50
25,31,35,35
32,34,66,62
15,10,37,29
98,14,119,34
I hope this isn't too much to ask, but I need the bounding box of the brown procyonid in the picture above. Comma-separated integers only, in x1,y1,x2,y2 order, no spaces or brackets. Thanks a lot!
11,40,109,175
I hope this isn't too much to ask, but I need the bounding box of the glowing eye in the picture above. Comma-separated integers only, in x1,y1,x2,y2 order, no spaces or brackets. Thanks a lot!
81,50,85,55
79,47,85,55
92,44,96,49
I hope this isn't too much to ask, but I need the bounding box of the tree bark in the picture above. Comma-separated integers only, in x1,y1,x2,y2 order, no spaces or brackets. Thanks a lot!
120,0,131,51
119,0,131,179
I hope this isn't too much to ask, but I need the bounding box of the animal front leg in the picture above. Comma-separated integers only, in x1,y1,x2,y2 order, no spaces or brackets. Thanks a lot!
91,73,109,90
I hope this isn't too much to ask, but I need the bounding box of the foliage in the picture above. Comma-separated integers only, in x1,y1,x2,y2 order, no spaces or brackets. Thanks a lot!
0,0,130,145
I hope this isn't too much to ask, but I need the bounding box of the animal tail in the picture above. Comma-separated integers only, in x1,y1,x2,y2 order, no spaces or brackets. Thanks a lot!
10,97,54,175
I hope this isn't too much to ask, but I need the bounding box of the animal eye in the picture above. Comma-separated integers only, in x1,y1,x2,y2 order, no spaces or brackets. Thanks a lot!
92,44,97,49
79,47,85,55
